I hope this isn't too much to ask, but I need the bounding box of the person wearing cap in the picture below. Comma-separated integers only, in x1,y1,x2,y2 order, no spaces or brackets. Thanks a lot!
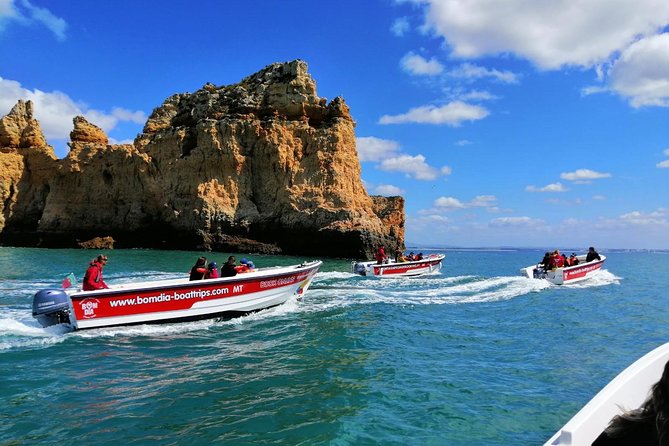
235,258,251,273
205,261,219,279
83,254,110,291
569,253,580,266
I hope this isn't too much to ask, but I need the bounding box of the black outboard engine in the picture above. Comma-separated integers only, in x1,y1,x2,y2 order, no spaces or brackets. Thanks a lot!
32,289,72,327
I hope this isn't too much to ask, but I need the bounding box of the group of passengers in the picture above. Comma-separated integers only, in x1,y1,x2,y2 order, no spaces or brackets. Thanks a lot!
189,256,256,281
538,246,601,271
375,246,426,264
395,251,424,262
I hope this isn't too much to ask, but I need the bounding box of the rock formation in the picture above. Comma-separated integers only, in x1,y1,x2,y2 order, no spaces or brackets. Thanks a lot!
0,60,404,258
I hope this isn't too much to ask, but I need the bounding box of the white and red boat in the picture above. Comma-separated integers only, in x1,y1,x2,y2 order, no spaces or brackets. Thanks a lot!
520,254,606,285
351,254,445,278
32,260,322,330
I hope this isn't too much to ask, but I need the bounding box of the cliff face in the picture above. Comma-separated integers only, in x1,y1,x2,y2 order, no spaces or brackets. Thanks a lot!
0,60,404,258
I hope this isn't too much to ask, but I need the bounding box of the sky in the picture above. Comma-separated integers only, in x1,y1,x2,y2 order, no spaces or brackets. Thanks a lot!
1,0,668,250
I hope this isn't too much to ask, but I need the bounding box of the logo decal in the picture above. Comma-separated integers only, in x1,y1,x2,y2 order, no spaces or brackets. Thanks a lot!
80,298,100,318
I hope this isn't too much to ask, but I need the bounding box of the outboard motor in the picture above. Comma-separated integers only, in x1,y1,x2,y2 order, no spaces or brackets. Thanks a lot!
352,263,367,276
32,289,72,327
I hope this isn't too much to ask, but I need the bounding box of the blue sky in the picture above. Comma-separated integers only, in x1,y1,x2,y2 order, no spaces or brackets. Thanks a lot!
1,0,668,250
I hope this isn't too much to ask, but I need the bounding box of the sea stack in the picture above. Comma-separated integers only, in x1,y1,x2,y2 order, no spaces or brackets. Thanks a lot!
0,60,404,258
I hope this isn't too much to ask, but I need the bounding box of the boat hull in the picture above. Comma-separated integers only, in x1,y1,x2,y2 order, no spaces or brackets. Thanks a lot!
38,261,321,330
520,255,605,285
546,342,669,445
352,254,445,278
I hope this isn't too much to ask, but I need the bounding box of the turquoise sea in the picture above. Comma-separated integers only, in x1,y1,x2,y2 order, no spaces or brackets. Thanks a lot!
1,247,667,445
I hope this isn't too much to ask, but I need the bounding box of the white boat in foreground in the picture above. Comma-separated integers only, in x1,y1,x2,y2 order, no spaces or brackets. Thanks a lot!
32,260,322,330
351,254,445,278
520,255,606,285
546,342,669,445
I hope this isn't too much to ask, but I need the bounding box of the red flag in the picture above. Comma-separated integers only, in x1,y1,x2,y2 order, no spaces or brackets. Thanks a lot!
62,273,76,289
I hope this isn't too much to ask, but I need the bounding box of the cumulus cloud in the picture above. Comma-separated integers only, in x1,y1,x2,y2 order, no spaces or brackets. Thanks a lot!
658,160,669,168
373,184,405,196
447,63,519,84
419,0,669,70
618,209,668,226
560,169,612,182
379,101,489,125
0,77,147,142
378,154,441,180
356,136,401,162
432,194,498,210
608,33,669,107
525,183,568,193
0,0,67,41
391,17,410,37
401,52,444,76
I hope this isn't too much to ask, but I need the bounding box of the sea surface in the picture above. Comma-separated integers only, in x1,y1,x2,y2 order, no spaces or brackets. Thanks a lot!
1,247,667,445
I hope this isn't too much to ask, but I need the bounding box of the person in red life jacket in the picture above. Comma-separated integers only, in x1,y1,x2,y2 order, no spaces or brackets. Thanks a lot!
205,261,219,279
550,250,564,269
376,246,387,265
235,258,255,273
83,254,110,291
189,256,207,281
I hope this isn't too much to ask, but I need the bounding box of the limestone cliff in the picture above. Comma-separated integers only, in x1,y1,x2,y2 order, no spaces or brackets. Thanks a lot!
0,60,404,258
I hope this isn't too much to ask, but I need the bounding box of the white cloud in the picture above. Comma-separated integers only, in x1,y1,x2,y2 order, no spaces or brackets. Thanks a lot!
489,216,545,228
440,165,452,175
391,17,410,37
419,0,669,70
0,76,147,141
434,196,465,209
664,148,669,156
618,209,668,226
592,194,607,200
0,0,67,41
447,63,519,84
356,136,401,162
378,154,441,180
658,160,669,168
457,90,499,102
560,169,612,182
455,139,472,146
379,101,489,125
400,52,444,76
432,194,498,211
373,184,404,196
526,183,568,193
608,33,669,107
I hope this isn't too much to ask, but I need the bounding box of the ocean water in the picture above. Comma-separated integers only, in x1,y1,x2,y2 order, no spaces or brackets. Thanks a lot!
1,247,667,445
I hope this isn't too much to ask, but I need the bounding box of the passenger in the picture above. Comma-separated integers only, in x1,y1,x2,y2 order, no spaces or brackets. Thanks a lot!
416,252,424,260
245,260,256,271
551,250,564,269
407,251,415,261
593,359,669,445
396,250,408,262
569,253,579,266
189,256,208,281
205,261,219,279
561,253,568,266
539,252,551,270
376,246,387,265
235,258,253,273
586,246,602,262
83,254,110,291
220,256,238,277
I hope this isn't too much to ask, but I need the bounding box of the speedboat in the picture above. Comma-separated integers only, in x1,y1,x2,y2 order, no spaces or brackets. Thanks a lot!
351,254,445,278
520,255,606,285
32,260,322,330
546,342,669,445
